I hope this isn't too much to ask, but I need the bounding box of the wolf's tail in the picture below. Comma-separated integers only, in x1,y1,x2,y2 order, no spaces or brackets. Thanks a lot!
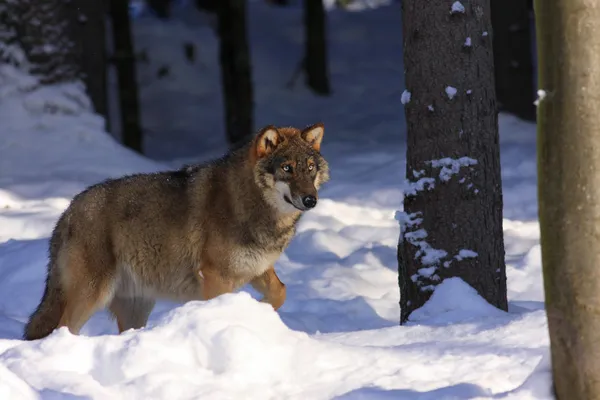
24,214,73,341
24,214,71,341
23,265,66,340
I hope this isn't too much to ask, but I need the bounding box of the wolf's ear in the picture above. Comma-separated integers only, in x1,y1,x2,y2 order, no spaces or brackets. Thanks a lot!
255,125,284,158
301,123,324,152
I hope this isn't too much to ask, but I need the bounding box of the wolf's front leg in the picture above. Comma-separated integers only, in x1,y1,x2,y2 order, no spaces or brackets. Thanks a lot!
199,267,235,301
250,267,286,310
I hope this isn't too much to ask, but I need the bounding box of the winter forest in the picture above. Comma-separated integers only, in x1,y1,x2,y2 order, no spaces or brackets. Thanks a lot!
0,0,593,399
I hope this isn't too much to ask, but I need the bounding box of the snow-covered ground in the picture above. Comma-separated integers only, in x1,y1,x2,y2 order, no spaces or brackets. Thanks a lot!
0,1,550,399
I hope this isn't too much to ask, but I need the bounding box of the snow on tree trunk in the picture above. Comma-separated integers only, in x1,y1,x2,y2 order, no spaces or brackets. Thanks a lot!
303,0,330,95
535,0,600,397
110,0,143,153
398,0,507,323
490,0,535,122
217,0,254,146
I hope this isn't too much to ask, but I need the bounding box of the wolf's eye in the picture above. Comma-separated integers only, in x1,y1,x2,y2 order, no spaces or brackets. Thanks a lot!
282,165,292,173
308,164,315,171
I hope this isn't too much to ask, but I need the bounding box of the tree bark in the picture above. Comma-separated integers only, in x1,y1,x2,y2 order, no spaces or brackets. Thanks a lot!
303,0,330,95
217,0,254,146
109,0,143,153
535,1,600,398
491,0,535,121
398,0,507,323
73,0,108,124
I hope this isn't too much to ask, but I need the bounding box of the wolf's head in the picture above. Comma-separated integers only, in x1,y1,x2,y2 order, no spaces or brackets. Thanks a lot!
251,123,330,214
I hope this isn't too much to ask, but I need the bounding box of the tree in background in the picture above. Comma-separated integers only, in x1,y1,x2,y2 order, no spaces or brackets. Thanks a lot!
0,1,21,65
535,0,600,398
147,0,172,19
110,0,143,153
491,0,535,121
398,0,507,322
217,0,254,146
6,0,80,84
195,0,218,13
74,0,109,126
303,0,330,95
0,0,110,129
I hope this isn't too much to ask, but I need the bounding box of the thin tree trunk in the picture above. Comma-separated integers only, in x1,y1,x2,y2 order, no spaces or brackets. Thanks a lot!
535,0,600,398
491,0,535,121
398,0,507,323
217,0,254,146
74,0,108,124
110,0,143,153
303,0,330,95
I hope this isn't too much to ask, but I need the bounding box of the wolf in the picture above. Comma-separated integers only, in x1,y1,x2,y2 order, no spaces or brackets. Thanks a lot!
23,123,330,340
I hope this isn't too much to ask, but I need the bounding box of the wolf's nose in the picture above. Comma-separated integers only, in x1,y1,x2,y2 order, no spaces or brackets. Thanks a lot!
302,195,317,209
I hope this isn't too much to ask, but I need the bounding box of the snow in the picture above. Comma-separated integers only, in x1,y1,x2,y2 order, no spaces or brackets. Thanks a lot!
456,249,478,260
0,1,550,399
404,177,435,196
445,85,458,100
409,278,507,322
400,90,411,105
451,1,466,14
430,157,478,182
534,89,547,106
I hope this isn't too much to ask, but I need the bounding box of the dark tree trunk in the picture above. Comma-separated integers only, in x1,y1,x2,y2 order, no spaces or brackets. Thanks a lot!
217,0,254,146
195,0,218,13
398,0,507,323
109,0,143,153
73,0,108,124
303,0,330,95
147,0,172,19
491,0,535,121
535,0,600,398
11,0,80,84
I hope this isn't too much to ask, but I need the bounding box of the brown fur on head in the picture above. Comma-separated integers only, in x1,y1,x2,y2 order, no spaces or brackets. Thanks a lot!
251,123,330,214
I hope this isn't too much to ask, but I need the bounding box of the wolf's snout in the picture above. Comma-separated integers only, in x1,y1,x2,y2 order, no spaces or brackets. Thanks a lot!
302,195,317,209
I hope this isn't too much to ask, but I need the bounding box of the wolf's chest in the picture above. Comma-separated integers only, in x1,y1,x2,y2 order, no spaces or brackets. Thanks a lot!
229,247,281,277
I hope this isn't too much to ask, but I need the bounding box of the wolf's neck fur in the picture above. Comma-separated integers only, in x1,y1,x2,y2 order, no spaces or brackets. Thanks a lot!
188,145,302,245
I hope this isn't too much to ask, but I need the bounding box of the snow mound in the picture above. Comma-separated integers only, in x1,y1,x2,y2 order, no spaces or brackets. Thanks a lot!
0,363,38,400
410,278,507,324
0,291,550,400
1,293,310,399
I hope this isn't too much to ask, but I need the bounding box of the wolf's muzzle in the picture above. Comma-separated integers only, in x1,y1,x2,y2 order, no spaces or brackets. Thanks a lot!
302,195,317,209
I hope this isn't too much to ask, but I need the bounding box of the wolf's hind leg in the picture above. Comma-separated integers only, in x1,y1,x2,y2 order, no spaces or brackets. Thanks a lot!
108,296,156,333
58,273,117,335
250,266,286,310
